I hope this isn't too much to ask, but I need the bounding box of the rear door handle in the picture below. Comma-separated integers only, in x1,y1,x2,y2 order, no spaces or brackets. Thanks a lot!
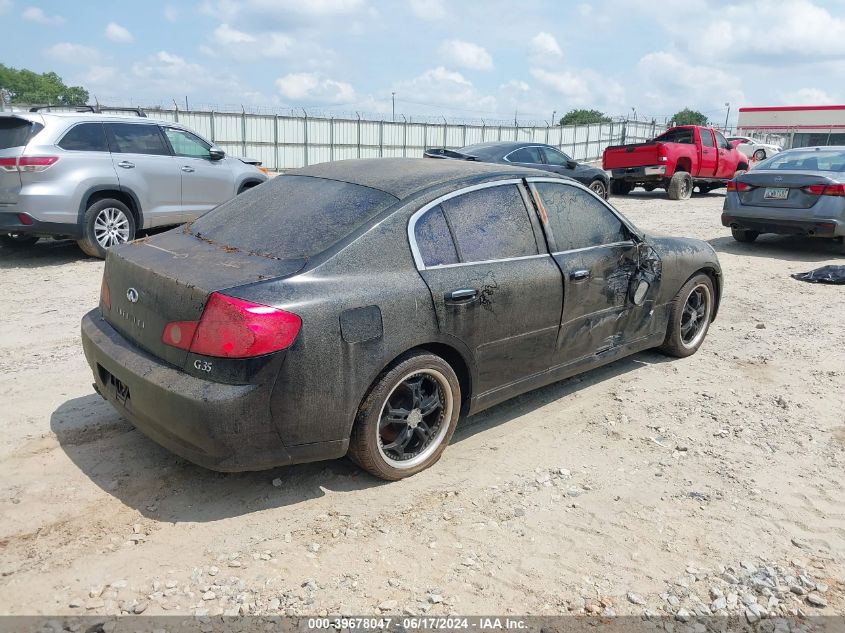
181,166,195,173
570,269,590,282
117,161,135,169
445,288,478,303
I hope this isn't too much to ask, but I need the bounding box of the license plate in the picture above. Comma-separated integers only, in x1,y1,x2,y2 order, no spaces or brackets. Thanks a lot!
111,376,130,405
764,187,789,200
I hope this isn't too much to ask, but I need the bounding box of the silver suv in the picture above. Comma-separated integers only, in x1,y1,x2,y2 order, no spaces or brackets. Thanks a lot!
0,111,268,257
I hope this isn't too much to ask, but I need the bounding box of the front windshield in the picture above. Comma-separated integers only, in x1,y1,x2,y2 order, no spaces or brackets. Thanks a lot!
756,149,845,172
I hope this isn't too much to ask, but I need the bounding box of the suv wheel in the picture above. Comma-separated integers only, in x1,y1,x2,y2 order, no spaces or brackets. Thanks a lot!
667,171,692,200
77,199,136,259
0,233,39,249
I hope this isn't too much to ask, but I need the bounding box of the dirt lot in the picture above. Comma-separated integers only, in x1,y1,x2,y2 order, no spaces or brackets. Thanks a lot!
1,190,843,621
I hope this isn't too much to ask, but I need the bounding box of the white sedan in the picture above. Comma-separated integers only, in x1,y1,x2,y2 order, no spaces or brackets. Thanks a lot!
727,136,782,161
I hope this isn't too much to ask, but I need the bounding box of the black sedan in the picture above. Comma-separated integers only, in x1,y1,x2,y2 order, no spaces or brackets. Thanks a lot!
81,159,722,480
425,142,610,199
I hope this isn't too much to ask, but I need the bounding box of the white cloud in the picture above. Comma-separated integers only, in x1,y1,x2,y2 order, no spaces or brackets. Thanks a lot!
105,22,133,43
392,66,497,114
163,5,179,21
213,23,256,45
45,43,100,65
22,6,63,25
530,32,562,58
438,40,493,71
409,0,446,19
276,72,355,103
201,0,365,24
204,24,300,61
780,88,837,106
0,0,12,15
530,68,590,103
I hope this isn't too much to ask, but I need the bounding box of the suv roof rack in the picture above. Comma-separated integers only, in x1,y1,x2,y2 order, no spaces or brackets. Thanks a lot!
28,104,147,118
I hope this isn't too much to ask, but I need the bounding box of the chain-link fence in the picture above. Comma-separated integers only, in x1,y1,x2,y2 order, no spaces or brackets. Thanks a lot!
3,103,666,170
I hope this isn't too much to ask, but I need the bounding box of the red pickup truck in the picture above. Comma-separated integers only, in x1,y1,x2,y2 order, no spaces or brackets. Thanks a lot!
603,125,748,200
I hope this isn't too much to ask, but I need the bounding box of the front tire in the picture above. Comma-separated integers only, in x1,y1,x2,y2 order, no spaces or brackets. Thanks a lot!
667,171,692,200
659,273,715,358
731,228,759,243
0,233,39,249
77,199,136,259
588,178,608,199
753,149,766,161
348,351,460,480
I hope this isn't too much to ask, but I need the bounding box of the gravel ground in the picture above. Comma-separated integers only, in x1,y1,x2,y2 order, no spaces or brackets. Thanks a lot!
0,189,843,624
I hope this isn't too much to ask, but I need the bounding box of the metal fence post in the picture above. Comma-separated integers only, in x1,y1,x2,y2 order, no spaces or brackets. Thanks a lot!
356,113,361,158
379,120,383,157
302,109,309,166
402,115,407,157
210,110,216,143
498,125,502,141
423,122,427,154
240,107,247,157
572,123,578,158
585,124,591,161
273,114,279,171
329,117,334,162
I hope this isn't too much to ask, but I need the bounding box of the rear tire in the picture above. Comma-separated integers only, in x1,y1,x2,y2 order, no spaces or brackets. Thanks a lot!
348,351,460,481
77,198,136,259
610,180,632,196
0,233,39,249
658,273,715,358
588,178,608,199
667,171,692,200
731,228,759,243
753,149,766,161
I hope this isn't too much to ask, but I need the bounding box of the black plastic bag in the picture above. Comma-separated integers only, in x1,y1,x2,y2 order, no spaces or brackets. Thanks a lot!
791,265,845,284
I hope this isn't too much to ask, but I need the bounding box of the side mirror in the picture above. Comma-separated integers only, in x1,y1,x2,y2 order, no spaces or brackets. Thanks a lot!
566,159,578,169
630,279,650,306
209,147,225,161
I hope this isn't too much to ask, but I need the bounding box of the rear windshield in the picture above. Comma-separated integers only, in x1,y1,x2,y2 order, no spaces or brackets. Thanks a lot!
189,175,398,260
654,128,694,144
758,150,845,172
0,118,41,150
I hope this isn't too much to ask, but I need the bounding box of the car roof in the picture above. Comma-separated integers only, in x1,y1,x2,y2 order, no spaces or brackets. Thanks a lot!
0,111,176,126
287,158,562,199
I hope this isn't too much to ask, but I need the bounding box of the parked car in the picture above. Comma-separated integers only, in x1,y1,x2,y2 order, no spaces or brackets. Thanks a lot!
81,158,722,480
603,125,749,199
722,146,845,253
424,142,610,199
0,110,268,257
727,135,782,161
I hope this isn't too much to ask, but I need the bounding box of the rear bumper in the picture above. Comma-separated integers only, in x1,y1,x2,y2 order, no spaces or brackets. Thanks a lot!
0,210,81,238
610,165,667,181
721,213,844,237
81,309,345,472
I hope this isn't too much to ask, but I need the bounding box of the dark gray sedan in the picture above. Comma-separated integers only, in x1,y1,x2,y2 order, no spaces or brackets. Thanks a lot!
723,146,845,253
81,159,721,480
425,142,610,199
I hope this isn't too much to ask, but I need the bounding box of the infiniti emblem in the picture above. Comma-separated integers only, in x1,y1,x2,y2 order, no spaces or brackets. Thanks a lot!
126,288,139,303
774,176,783,181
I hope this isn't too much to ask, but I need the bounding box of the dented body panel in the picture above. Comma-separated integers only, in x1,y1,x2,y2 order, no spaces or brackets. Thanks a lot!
81,158,722,472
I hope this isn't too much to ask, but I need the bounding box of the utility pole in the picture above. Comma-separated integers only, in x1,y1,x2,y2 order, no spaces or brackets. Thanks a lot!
185,95,189,111
392,92,395,122
724,102,730,132
514,109,518,127
551,110,556,126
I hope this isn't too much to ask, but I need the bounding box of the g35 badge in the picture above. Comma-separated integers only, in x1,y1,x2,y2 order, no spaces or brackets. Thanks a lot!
193,359,212,373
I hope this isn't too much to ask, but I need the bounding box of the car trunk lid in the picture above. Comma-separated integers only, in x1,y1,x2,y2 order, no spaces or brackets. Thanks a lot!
101,228,305,368
736,171,836,210
0,116,42,204
603,142,663,169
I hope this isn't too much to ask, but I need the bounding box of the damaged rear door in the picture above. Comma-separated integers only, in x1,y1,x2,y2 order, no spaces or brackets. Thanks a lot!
410,180,563,395
528,178,658,363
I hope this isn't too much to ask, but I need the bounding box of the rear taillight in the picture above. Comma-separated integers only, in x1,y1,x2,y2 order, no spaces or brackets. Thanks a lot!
0,156,59,173
726,180,753,192
803,183,845,197
100,275,111,310
162,292,301,358
17,213,33,225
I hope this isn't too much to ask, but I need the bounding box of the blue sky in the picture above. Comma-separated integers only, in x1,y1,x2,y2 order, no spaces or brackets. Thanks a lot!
1,0,844,124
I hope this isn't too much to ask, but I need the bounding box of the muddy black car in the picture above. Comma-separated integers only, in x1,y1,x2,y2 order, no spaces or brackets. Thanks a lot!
81,159,722,480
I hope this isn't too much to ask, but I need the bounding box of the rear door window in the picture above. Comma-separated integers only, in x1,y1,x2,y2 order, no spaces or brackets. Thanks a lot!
58,123,109,152
189,175,398,260
105,123,170,156
506,147,543,164
700,129,715,147
414,205,459,267
535,182,628,251
440,184,538,263
0,118,42,150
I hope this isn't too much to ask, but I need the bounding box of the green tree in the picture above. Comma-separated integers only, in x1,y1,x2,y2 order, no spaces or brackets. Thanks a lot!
558,109,612,126
0,64,89,105
670,108,709,126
